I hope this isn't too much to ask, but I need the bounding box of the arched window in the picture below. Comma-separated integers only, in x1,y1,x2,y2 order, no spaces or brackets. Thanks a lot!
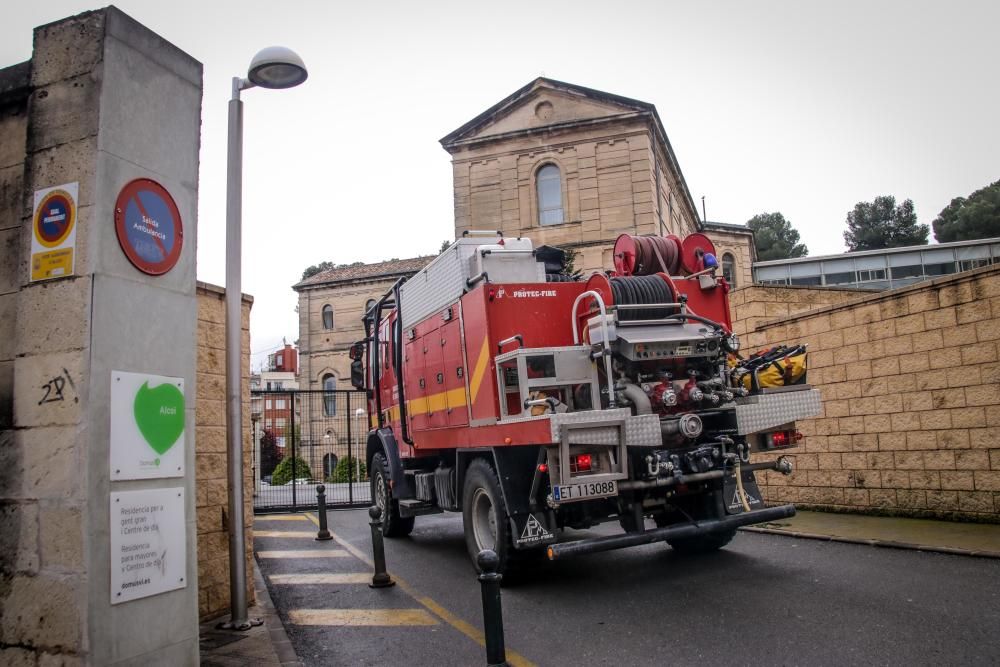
323,453,338,479
722,253,737,287
322,304,334,329
365,299,376,316
323,373,337,416
536,164,564,226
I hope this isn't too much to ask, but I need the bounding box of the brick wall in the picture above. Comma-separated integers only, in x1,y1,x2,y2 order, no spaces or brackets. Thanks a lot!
743,268,1000,521
196,282,255,620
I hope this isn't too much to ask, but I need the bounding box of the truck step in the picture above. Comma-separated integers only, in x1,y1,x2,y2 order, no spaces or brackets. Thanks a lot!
398,498,444,518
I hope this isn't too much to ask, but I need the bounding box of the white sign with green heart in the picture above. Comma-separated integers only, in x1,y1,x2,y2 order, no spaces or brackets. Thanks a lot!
111,371,185,480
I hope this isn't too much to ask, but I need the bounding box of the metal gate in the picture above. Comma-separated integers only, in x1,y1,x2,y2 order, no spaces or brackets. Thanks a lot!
251,389,370,513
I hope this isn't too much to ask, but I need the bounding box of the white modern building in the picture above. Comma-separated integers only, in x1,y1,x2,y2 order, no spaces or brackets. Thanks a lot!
753,237,1000,290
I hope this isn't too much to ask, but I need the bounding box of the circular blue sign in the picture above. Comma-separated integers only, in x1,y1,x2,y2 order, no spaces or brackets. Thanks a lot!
114,179,183,275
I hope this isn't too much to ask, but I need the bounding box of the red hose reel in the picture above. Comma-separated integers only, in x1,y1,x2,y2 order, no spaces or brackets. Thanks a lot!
613,232,717,277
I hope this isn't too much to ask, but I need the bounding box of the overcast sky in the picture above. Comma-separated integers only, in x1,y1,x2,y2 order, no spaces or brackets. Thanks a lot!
4,1,998,367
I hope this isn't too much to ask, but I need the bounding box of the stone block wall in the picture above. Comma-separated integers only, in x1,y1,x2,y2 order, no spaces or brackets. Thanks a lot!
0,61,30,430
455,132,684,275
731,284,879,341
744,267,1000,521
196,282,255,620
0,22,92,666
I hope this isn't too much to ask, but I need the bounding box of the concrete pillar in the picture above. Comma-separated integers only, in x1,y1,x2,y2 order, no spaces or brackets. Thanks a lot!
1,8,202,665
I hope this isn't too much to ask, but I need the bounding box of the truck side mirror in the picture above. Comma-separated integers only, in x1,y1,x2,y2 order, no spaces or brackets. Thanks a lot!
349,340,366,390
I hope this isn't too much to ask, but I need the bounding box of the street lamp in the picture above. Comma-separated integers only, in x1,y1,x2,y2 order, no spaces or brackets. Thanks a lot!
223,46,307,631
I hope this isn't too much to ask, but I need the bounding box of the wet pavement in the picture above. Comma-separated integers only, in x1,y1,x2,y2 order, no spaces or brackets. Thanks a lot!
248,508,1000,666
746,509,1000,556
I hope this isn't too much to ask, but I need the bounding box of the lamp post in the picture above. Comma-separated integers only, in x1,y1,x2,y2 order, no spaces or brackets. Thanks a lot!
223,46,307,631
324,432,331,478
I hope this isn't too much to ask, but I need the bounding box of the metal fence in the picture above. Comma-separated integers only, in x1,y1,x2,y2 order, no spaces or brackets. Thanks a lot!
250,389,370,513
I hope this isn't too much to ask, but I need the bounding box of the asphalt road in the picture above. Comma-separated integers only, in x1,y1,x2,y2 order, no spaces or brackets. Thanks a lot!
259,509,1000,666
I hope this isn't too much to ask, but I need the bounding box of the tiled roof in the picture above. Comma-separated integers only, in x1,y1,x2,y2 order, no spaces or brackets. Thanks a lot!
293,255,435,289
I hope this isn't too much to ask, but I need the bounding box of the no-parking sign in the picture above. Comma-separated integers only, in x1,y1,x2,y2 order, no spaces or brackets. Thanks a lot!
30,182,78,282
114,179,183,275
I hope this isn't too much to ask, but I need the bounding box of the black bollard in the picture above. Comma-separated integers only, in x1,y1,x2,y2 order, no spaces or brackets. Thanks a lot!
477,549,508,667
315,485,332,541
368,506,395,588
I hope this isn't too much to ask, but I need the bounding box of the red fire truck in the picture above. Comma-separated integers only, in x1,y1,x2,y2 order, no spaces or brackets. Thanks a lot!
350,231,820,574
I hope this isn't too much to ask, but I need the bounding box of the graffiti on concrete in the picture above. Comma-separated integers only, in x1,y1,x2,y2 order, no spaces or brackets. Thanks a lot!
38,368,79,405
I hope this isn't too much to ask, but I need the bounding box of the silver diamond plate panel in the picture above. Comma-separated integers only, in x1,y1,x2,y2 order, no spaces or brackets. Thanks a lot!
400,241,479,329
735,388,822,434
549,410,661,447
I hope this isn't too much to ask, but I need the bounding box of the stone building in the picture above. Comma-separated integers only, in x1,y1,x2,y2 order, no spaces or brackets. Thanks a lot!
294,257,433,390
440,77,754,284
295,78,755,393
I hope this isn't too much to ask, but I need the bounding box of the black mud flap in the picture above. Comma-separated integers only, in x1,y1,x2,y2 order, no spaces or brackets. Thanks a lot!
487,446,556,550
722,467,765,514
509,512,557,550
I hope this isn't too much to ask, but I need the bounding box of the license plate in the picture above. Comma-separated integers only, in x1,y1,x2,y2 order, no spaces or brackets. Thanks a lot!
552,480,618,503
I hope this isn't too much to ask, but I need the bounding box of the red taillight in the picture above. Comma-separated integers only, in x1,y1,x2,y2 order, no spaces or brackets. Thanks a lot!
570,454,592,472
765,429,800,450
537,463,549,474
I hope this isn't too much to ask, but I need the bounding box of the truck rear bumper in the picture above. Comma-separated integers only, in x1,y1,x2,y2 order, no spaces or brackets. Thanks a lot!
546,504,796,560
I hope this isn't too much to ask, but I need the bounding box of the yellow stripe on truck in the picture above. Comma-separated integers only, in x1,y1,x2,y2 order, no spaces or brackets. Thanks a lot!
381,386,468,423
469,337,490,404
376,336,489,424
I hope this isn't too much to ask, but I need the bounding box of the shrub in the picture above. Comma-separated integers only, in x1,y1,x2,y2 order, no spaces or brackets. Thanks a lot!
327,456,367,483
259,429,282,477
271,456,313,486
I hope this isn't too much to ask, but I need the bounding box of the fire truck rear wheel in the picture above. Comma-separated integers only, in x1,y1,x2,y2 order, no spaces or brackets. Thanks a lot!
462,459,514,574
666,528,736,554
371,452,414,537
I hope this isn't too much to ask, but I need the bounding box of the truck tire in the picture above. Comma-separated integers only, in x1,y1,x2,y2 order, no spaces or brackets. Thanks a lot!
371,452,414,537
462,459,515,574
667,528,736,554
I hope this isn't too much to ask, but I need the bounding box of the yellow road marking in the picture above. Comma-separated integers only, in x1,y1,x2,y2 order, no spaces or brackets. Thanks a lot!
256,514,308,521
469,336,490,404
257,549,350,559
289,609,437,626
268,573,372,585
254,531,317,538
304,513,536,667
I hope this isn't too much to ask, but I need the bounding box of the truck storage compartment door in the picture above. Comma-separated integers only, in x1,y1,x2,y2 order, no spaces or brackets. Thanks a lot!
404,332,428,432
460,288,500,424
440,316,469,428
425,320,448,429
